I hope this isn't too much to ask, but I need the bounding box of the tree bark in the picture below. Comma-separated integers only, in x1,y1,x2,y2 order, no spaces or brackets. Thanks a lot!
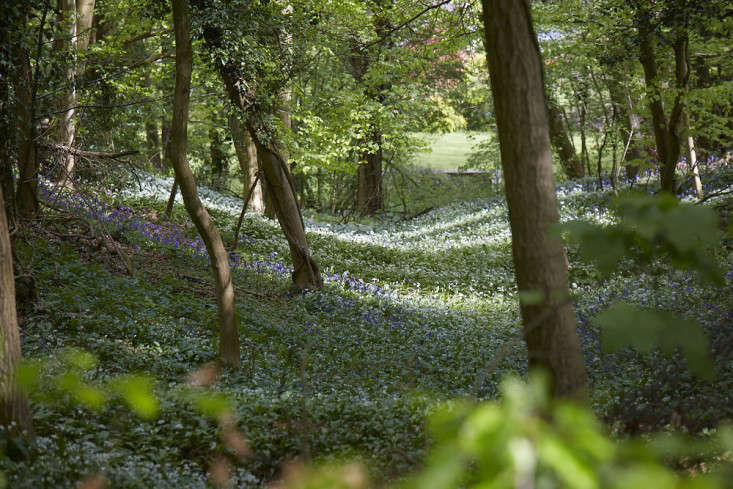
0,185,33,434
145,120,162,169
172,0,239,367
637,9,687,194
199,7,322,290
249,135,323,290
480,0,587,399
682,111,703,198
606,67,644,181
547,99,585,179
214,78,322,290
228,114,264,213
15,49,38,220
209,126,226,186
356,130,384,215
53,0,96,187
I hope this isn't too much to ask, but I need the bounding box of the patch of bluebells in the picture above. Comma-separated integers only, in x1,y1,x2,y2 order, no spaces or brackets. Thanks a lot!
40,184,297,281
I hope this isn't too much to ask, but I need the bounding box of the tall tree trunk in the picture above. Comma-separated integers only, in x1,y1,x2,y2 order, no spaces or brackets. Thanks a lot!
681,111,703,198
0,185,33,434
578,100,591,176
249,138,323,290
209,126,226,187
480,0,587,399
0,139,13,227
637,9,687,194
547,99,585,179
228,114,264,213
145,120,162,170
606,68,644,181
15,50,38,220
54,0,95,187
172,0,239,367
199,11,322,290
214,76,322,290
162,119,178,218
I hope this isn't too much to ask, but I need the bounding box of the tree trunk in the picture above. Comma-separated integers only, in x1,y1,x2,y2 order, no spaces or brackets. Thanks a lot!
356,131,383,215
682,109,703,198
209,126,226,187
637,9,687,194
165,180,178,218
215,76,322,290
0,139,14,227
145,120,162,170
250,137,323,290
53,0,95,187
0,185,33,434
606,68,644,181
480,0,587,399
15,49,38,220
228,114,264,213
547,99,585,179
172,0,239,367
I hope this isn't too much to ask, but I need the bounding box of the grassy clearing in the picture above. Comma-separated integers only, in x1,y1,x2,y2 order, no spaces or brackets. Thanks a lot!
411,131,492,170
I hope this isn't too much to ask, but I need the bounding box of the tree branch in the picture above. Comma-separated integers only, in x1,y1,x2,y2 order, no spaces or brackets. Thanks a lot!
39,142,139,159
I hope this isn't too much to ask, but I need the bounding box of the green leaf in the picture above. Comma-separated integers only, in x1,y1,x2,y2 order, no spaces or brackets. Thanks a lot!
111,375,159,419
62,348,98,371
16,360,43,392
597,303,714,379
191,391,233,420
538,434,598,489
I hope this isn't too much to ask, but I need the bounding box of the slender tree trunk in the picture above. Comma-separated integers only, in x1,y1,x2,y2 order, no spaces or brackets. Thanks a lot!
165,180,178,218
145,120,162,170
209,126,226,187
480,0,587,399
682,111,703,198
578,101,591,176
214,68,322,290
606,68,644,181
15,50,38,220
228,114,264,213
0,139,14,227
162,120,178,218
0,185,33,434
249,135,323,290
54,0,95,187
172,0,239,367
547,99,584,179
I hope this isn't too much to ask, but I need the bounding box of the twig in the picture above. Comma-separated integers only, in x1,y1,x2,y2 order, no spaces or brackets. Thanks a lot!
231,173,260,249
696,188,733,204
39,142,139,159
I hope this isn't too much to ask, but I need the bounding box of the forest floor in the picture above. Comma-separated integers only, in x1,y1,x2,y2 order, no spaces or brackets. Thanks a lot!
3,165,732,488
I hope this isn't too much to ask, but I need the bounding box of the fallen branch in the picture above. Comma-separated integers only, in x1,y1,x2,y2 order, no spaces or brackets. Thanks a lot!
404,206,434,220
39,142,139,159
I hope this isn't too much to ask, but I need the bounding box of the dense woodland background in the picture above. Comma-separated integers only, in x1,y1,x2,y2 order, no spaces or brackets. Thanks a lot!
0,0,731,487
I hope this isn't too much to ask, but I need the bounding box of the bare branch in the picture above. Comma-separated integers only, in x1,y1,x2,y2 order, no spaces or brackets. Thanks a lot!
39,142,139,159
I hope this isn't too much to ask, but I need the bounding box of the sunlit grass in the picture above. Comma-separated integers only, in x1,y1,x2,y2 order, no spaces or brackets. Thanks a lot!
411,131,491,169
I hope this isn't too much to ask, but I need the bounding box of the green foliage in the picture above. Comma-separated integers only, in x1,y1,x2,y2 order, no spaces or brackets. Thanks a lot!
560,192,724,282
597,304,713,379
280,376,731,489
559,192,726,379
